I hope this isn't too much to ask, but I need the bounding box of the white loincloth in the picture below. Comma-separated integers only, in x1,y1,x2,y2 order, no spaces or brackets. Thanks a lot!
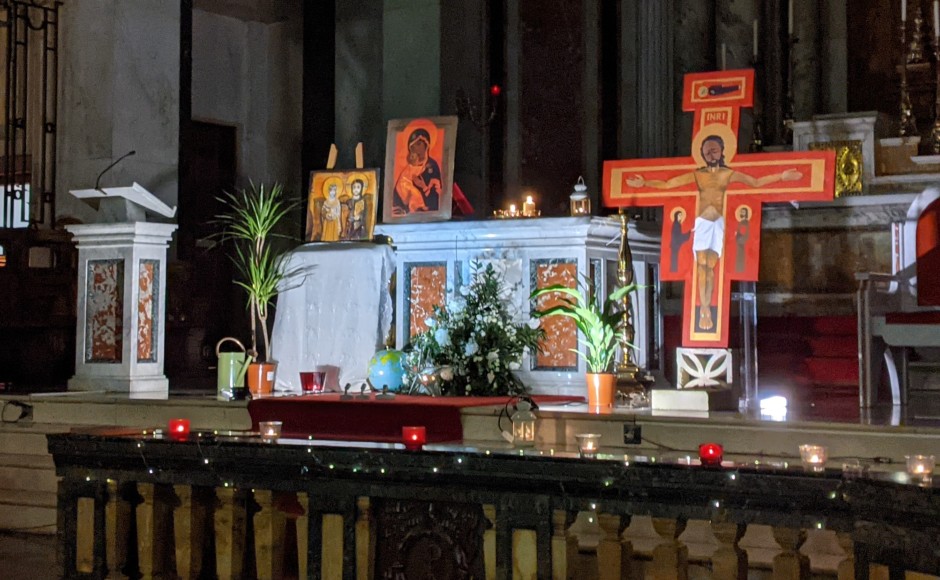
692,216,725,257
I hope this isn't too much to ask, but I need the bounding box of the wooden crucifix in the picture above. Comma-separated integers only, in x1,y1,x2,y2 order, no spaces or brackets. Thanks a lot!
603,69,836,348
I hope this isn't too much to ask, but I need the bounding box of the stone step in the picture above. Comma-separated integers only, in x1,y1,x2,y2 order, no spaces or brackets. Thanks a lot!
0,455,58,493
0,427,59,457
0,503,57,534
0,489,57,509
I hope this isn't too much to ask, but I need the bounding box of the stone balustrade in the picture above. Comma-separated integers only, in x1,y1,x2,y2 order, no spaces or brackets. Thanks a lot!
48,430,940,579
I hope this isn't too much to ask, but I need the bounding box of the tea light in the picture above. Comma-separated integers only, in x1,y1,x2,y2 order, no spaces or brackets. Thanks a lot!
508,203,518,217
575,433,602,458
402,426,426,450
698,442,723,466
167,418,190,440
259,421,282,442
522,195,536,217
906,454,936,478
799,444,827,471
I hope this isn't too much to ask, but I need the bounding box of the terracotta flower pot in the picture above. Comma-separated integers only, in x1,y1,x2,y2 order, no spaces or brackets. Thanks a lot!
247,361,277,396
585,373,616,413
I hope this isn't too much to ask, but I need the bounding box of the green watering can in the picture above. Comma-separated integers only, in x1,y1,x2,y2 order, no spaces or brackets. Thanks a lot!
215,338,253,398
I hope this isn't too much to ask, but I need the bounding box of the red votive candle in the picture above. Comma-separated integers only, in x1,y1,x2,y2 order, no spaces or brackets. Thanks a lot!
698,442,723,466
402,426,426,450
168,418,190,440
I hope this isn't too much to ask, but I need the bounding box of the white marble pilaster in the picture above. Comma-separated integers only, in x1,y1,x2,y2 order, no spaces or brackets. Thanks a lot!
66,222,177,396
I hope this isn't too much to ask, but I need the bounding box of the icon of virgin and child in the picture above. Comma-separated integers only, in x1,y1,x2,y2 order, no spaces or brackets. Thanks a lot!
306,171,377,243
392,127,444,216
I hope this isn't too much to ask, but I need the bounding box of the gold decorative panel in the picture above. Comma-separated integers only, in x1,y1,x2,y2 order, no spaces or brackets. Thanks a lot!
810,140,863,197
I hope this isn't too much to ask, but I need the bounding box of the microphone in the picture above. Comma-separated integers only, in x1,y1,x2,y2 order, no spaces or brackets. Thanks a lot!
95,150,136,191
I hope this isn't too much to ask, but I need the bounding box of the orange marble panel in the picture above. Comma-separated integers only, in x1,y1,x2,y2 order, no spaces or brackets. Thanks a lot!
532,260,578,369
86,259,124,363
408,264,447,338
137,261,156,362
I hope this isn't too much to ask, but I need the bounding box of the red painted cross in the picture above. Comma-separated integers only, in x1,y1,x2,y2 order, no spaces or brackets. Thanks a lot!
603,69,835,348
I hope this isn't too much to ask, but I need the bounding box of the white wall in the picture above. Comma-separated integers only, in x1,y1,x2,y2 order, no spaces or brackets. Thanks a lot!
192,9,303,198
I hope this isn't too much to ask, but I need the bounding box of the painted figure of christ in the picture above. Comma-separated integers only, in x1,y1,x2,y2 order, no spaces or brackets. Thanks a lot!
626,135,801,331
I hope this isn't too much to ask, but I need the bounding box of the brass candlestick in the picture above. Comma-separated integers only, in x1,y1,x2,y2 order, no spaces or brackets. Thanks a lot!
615,208,640,387
931,30,940,153
901,20,919,137
909,6,927,64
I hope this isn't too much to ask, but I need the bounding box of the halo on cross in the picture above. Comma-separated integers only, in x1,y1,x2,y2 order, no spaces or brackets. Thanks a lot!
691,123,738,168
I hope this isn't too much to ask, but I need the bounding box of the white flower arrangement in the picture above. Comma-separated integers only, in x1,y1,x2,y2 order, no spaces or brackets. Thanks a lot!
404,263,543,397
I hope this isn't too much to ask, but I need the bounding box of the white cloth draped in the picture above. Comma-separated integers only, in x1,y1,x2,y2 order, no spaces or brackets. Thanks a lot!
271,243,395,393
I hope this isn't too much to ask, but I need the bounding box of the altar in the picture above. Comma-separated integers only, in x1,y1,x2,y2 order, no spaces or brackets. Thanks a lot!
375,216,662,393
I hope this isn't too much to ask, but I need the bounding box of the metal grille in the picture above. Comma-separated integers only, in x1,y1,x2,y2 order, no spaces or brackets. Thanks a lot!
1,0,59,228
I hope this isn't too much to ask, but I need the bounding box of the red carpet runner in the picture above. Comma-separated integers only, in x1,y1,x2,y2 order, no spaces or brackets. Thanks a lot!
248,394,581,443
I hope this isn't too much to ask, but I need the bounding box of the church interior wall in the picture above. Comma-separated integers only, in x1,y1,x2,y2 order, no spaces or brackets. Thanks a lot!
56,0,181,225
191,8,303,197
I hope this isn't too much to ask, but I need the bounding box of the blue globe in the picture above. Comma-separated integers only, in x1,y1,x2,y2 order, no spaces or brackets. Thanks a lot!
368,349,406,392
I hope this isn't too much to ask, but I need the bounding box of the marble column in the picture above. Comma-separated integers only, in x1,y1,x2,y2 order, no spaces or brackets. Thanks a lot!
57,0,180,224
622,0,676,158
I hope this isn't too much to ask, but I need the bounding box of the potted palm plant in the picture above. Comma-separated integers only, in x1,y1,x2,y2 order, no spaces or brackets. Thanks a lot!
217,182,298,396
531,279,636,410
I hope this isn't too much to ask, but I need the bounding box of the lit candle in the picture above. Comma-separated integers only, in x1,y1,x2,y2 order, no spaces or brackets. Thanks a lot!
906,454,936,478
721,43,727,70
799,444,827,471
934,0,938,37
575,433,601,458
753,19,759,59
789,0,794,34
509,203,517,217
902,0,907,22
522,195,536,217
259,420,282,442
167,418,190,440
402,426,426,450
698,442,724,466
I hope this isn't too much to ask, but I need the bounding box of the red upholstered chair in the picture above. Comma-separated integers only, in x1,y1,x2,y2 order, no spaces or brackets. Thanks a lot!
858,188,940,407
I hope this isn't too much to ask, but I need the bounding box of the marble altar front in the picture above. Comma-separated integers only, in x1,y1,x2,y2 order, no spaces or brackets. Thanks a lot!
376,217,662,392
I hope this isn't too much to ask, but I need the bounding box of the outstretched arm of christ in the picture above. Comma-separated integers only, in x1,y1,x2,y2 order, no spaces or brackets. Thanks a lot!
626,172,696,189
730,168,802,187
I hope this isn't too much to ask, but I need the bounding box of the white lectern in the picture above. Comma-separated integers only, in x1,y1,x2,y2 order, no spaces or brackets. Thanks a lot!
66,183,177,396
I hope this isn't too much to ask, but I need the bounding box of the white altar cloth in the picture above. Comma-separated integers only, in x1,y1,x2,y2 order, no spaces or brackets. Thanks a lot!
271,243,395,393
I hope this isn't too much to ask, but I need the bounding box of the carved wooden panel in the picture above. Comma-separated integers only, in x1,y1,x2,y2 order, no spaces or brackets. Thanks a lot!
373,499,486,579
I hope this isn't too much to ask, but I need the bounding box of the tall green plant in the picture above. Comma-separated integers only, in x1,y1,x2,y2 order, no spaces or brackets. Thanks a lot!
530,280,636,373
216,182,297,362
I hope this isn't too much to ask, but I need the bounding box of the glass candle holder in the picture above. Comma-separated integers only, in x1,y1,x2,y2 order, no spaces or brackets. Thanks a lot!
259,421,282,442
799,444,827,471
906,454,936,478
167,418,190,440
569,176,590,216
575,433,602,458
300,371,326,394
698,442,723,466
402,426,426,450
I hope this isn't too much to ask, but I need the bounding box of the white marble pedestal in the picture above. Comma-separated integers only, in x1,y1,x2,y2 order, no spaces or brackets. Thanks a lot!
376,217,662,394
65,222,177,396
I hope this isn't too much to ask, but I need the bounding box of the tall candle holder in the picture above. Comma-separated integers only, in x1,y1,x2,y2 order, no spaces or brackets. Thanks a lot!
909,5,927,64
931,29,940,153
900,19,919,137
749,55,764,153
783,33,797,145
615,208,641,388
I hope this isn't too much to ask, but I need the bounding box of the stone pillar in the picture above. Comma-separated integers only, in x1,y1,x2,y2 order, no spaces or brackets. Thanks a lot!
66,223,176,395
382,0,441,120
57,0,180,224
622,0,676,158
